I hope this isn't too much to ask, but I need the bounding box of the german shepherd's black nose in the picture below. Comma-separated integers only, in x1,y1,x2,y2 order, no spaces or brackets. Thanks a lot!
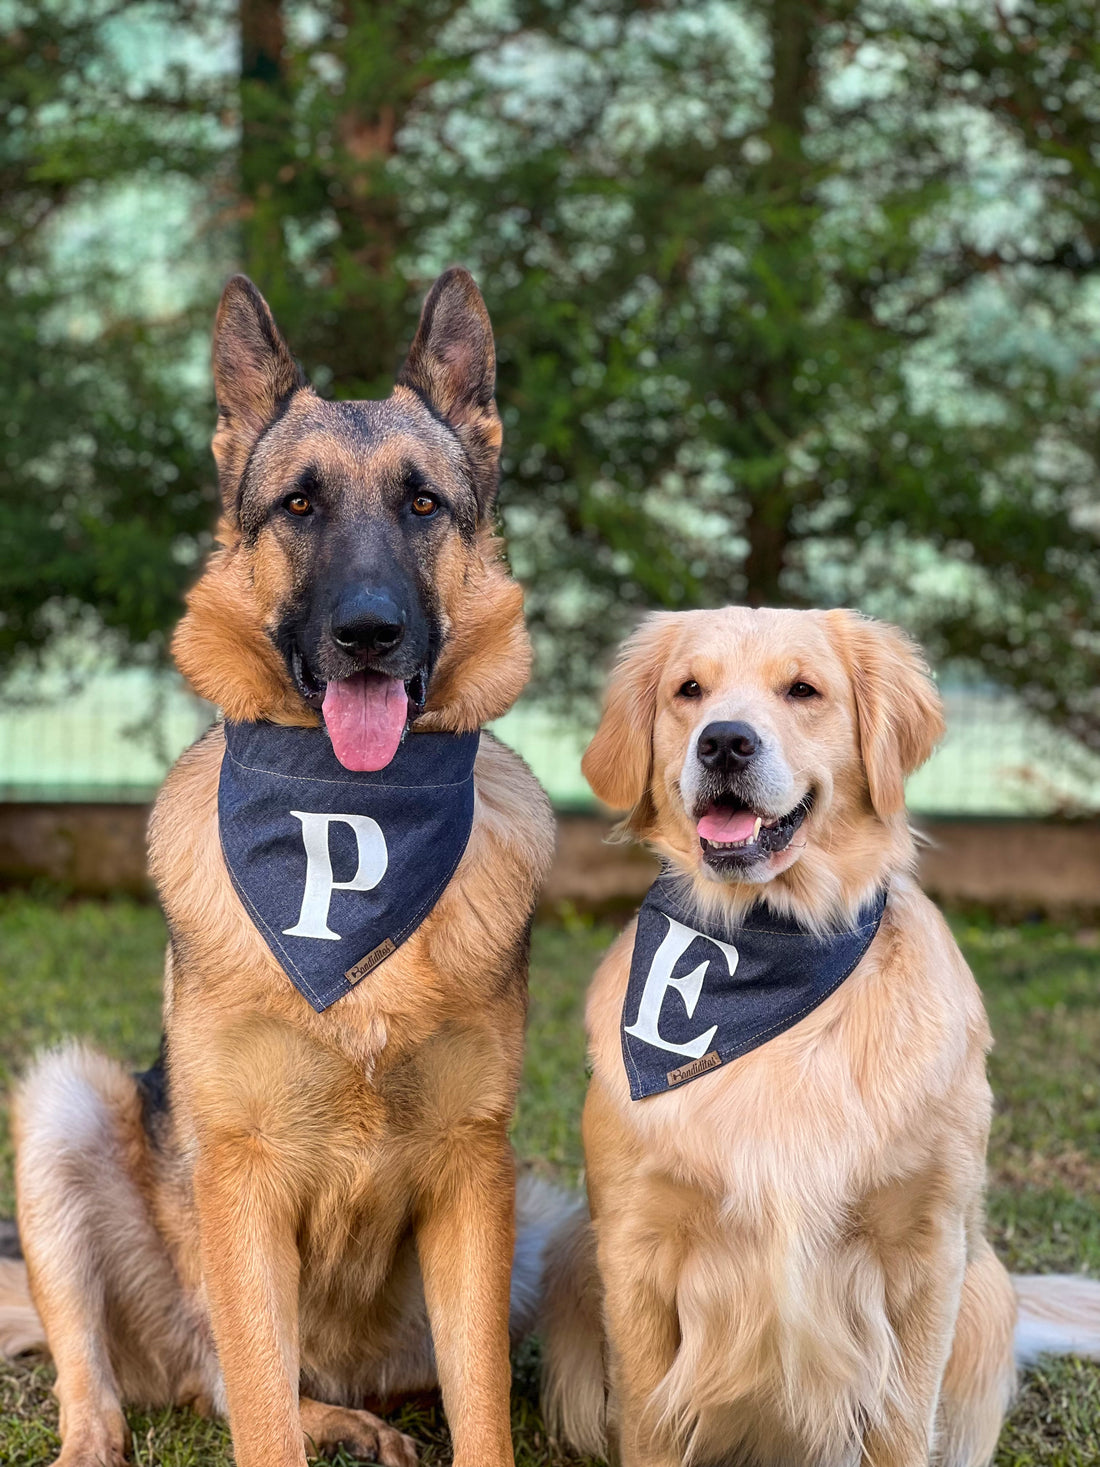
331,588,406,654
697,721,759,771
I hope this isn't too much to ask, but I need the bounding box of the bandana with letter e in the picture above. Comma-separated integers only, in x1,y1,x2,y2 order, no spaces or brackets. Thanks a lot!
621,876,887,1099
218,720,479,1011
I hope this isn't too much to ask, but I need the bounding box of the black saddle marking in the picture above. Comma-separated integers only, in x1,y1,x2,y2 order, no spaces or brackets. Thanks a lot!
134,1034,171,1144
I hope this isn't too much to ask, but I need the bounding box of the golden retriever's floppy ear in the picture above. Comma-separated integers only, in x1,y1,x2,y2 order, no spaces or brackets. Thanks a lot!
582,615,679,824
825,611,945,819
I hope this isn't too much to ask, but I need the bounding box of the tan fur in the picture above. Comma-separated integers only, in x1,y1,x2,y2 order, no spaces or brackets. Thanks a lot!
0,1260,46,1357
414,527,532,734
11,273,558,1467
173,533,314,725
544,606,1100,1467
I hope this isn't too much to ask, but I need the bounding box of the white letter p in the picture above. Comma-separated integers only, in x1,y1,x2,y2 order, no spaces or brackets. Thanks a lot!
282,811,388,941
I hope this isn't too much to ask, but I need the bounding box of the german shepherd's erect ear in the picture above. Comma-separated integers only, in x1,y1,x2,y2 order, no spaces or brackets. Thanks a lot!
211,277,307,514
396,267,503,515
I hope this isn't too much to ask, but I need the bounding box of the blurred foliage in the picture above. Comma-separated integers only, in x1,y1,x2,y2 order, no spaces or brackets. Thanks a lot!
1,0,1098,742
0,0,226,669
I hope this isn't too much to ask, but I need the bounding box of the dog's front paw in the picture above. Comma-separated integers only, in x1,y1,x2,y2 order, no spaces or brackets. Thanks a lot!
347,1415,418,1467
49,1416,131,1467
302,1400,418,1466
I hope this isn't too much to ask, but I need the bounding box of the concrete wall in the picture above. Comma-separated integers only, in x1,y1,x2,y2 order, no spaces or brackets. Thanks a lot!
0,803,152,897
0,803,1097,916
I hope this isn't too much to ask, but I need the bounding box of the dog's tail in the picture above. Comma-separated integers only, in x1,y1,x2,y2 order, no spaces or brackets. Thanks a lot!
1014,1274,1100,1366
0,1255,46,1359
538,1199,607,1458
509,1172,583,1340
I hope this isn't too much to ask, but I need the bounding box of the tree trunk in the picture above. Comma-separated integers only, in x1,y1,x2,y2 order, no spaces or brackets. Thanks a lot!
238,0,290,292
742,496,791,608
738,0,817,608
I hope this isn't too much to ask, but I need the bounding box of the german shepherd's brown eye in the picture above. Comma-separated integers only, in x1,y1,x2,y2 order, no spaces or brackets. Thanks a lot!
788,681,819,700
677,679,702,699
410,492,439,517
283,493,313,517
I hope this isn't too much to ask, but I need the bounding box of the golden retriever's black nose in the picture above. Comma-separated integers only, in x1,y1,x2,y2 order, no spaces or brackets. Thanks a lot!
697,720,760,771
331,588,406,653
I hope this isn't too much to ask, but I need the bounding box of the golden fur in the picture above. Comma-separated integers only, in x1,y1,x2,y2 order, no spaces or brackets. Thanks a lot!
541,606,1100,1467
4,271,562,1467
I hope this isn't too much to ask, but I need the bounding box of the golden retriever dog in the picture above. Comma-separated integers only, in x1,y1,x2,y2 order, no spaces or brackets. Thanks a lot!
0,268,566,1467
541,606,1100,1467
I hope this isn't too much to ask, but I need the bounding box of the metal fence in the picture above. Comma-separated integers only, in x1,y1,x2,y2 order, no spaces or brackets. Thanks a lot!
0,667,1097,816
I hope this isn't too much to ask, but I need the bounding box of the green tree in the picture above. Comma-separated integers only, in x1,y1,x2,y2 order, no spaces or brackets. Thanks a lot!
412,0,1099,742
233,0,472,395
3,0,1098,760
0,0,228,670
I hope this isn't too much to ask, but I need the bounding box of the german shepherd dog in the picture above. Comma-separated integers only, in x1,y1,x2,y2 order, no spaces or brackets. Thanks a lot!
2,269,562,1467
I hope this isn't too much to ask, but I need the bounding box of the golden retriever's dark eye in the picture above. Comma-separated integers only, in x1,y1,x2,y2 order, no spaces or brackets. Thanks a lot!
283,493,313,517
677,679,702,699
788,681,819,700
410,492,439,517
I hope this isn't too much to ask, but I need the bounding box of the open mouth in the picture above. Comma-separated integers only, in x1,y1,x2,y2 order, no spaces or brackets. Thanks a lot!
694,791,813,870
290,645,428,772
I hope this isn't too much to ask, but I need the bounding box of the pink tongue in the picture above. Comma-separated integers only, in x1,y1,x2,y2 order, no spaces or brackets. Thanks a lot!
697,805,759,843
322,672,409,771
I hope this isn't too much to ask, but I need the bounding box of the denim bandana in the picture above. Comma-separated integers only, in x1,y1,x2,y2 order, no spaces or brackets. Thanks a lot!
621,876,888,1099
218,720,479,1011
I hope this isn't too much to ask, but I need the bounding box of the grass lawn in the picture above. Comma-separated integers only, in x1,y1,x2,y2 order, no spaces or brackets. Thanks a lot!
1,891,1099,1464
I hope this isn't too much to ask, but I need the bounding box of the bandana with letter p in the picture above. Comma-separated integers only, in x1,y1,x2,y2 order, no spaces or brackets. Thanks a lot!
218,720,479,1011
621,877,887,1099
